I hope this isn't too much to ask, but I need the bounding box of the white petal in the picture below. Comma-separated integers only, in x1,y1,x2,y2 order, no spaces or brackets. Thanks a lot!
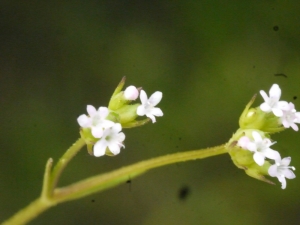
269,84,281,99
268,165,278,177
272,108,283,117
151,108,163,117
290,123,298,131
259,90,269,103
91,126,103,138
148,91,162,106
260,102,271,112
146,113,156,123
102,120,115,129
252,131,262,142
98,107,109,117
247,142,257,152
284,170,296,179
87,105,96,116
137,105,146,116
108,143,121,155
77,115,91,127
112,123,122,133
118,132,126,142
139,90,148,105
93,140,107,157
281,157,291,166
278,101,289,110
278,176,287,189
253,152,265,166
264,149,280,161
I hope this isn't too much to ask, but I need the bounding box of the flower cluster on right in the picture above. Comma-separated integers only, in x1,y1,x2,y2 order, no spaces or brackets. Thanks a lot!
228,84,298,189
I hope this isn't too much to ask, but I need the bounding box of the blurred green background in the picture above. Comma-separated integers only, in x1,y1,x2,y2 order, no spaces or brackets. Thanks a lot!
1,1,300,224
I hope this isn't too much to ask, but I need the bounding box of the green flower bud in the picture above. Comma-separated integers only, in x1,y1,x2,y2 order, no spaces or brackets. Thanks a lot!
79,128,99,155
227,140,274,184
108,77,128,111
239,95,284,133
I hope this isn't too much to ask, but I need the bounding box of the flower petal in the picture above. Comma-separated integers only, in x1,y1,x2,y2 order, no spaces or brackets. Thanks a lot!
93,140,107,157
77,115,91,127
148,91,162,106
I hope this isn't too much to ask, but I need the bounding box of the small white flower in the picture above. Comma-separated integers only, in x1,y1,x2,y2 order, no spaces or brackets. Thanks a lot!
93,123,125,157
137,90,163,123
238,131,280,166
260,84,288,117
268,156,296,189
77,105,115,138
124,85,139,100
280,102,300,131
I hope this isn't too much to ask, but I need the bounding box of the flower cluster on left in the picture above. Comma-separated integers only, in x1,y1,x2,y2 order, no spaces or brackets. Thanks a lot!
77,77,163,157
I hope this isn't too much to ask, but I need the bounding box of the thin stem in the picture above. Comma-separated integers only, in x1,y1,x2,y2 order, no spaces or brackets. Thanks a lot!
53,144,227,202
2,144,227,225
1,197,55,225
49,137,86,192
41,158,54,198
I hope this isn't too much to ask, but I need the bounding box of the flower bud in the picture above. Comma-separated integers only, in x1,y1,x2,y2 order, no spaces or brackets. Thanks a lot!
239,95,284,133
227,139,274,184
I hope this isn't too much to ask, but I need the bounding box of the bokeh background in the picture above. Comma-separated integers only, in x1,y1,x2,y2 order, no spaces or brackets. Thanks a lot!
1,1,300,224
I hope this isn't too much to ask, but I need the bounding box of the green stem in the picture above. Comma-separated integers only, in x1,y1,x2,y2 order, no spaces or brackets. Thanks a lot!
1,197,55,225
53,144,227,202
49,138,86,193
2,144,227,225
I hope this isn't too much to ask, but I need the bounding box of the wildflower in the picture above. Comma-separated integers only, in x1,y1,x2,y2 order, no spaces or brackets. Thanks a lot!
268,156,296,189
77,105,115,138
260,84,288,117
137,90,163,123
124,85,139,100
93,123,125,157
238,131,280,166
280,102,300,131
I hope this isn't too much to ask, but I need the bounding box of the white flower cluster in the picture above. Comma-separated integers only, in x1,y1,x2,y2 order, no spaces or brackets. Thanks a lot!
238,84,297,189
77,86,163,157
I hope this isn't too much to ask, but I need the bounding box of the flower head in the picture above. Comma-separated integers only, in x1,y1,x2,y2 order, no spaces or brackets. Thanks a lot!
268,156,296,189
77,105,115,138
124,85,139,100
260,84,288,117
137,90,163,123
280,102,300,131
93,123,125,157
238,131,280,166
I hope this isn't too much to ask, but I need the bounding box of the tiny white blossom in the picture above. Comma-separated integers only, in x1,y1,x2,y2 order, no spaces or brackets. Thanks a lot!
77,105,115,138
268,156,296,189
124,85,139,100
260,84,288,117
238,131,280,166
93,123,125,157
280,102,300,131
137,90,163,123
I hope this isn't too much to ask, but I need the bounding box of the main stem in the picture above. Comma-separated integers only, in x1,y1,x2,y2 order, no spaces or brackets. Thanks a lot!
1,198,55,225
2,144,228,225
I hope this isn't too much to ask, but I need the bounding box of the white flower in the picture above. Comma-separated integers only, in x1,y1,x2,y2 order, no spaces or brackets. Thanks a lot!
268,156,296,189
260,84,288,117
280,102,300,131
238,131,280,166
93,123,125,157
77,105,115,138
124,85,139,100
137,90,163,123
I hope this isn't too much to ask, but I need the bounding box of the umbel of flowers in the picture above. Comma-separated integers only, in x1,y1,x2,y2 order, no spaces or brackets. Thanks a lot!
227,84,298,189
77,77,163,157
